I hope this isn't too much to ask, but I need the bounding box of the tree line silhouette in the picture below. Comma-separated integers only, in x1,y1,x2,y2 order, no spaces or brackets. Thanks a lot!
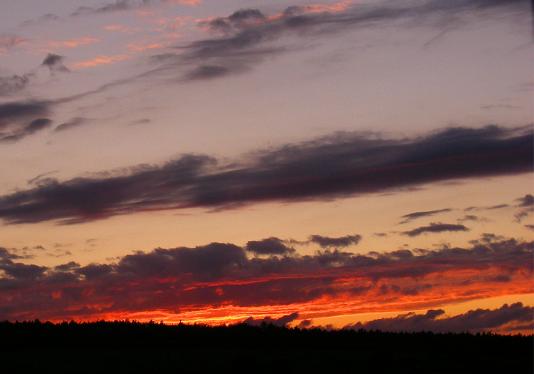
0,320,531,373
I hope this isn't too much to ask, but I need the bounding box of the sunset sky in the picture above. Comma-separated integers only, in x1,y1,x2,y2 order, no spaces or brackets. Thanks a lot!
0,0,532,333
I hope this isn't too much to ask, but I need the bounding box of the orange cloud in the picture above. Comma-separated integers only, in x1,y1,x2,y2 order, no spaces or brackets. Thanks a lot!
127,42,167,52
72,54,130,69
301,0,353,14
0,34,26,54
103,24,135,33
268,0,353,22
166,0,201,5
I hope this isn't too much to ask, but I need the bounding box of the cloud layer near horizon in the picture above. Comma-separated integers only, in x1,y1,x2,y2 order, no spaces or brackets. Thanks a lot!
0,234,532,323
346,302,533,334
0,125,531,224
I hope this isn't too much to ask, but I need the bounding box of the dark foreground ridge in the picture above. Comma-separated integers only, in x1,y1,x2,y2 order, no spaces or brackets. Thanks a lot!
0,321,532,373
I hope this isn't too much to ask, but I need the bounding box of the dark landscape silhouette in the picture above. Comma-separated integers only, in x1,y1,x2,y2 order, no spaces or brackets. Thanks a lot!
0,320,531,373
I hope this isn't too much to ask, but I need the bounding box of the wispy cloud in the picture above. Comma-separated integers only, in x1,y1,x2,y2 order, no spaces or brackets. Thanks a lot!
0,125,530,224
71,0,201,17
72,54,130,69
402,223,469,237
46,37,99,50
400,209,452,224
0,34,26,54
0,100,52,142
308,234,361,248
171,0,528,81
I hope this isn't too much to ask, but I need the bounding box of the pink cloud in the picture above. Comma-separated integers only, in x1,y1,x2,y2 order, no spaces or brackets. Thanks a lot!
72,54,130,69
103,24,136,33
127,41,167,52
165,0,201,6
47,37,99,49
0,34,26,54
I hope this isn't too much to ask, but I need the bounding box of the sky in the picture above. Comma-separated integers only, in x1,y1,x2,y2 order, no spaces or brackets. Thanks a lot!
0,0,532,333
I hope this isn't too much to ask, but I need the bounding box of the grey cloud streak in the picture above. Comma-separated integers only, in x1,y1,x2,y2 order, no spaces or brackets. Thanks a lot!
246,237,295,256
0,125,531,224
402,223,469,237
308,234,362,248
167,0,529,81
400,209,452,224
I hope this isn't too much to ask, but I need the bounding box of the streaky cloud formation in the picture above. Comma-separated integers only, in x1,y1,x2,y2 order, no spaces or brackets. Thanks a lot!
54,117,89,132
0,34,25,53
308,234,362,248
244,312,299,327
71,0,200,17
346,303,534,334
0,75,31,97
400,208,452,224
172,0,528,81
0,125,531,224
0,101,52,142
402,222,469,237
246,237,295,256
0,235,531,323
514,194,534,222
0,54,67,98
517,194,534,207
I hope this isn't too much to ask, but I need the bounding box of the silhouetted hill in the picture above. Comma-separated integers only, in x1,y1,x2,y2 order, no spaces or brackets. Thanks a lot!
0,321,531,373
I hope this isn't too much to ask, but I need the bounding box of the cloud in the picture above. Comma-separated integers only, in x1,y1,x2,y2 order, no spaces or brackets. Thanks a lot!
244,312,299,327
400,208,452,224
118,242,246,281
202,9,267,35
0,235,531,323
168,0,529,81
0,125,531,224
514,194,534,222
346,303,534,334
0,247,27,261
0,248,47,281
0,53,68,97
71,0,140,16
246,237,295,256
41,54,69,73
72,54,130,69
458,214,486,223
0,75,31,96
128,118,151,126
19,14,60,27
54,117,89,132
0,34,25,53
184,65,236,81
517,194,534,207
0,101,53,143
469,233,505,245
71,0,200,17
481,104,521,110
47,37,99,50
308,234,361,248
402,223,469,237
465,204,510,212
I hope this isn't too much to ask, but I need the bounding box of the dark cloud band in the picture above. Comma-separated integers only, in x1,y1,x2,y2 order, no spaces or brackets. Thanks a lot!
0,235,531,321
0,125,531,224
